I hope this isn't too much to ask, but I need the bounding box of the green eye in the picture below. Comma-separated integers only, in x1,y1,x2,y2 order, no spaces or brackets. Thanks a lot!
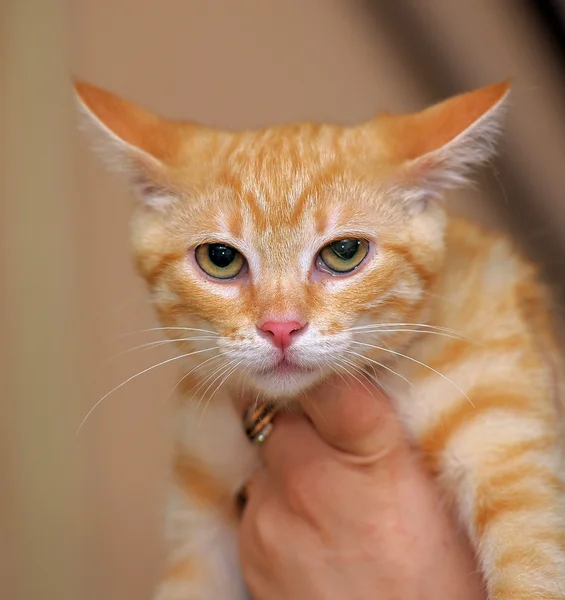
318,239,369,274
195,243,245,279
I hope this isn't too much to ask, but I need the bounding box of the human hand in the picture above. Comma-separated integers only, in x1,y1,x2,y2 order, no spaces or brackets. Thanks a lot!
238,377,486,600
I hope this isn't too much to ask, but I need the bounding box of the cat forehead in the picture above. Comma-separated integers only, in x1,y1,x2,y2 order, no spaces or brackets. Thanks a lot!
181,174,396,255
171,124,394,229
175,121,388,184
211,122,359,165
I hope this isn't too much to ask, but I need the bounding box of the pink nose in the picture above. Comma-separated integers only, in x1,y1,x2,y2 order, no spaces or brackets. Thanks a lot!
259,320,305,350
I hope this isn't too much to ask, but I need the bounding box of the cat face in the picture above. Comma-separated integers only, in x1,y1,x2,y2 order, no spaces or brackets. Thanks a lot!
131,128,449,397
76,81,509,399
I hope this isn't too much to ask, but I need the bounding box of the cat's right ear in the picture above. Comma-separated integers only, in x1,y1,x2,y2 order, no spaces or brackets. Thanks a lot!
74,81,182,209
373,81,511,205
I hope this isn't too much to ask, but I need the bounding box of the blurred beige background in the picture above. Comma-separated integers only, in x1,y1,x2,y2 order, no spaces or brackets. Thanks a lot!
3,1,565,599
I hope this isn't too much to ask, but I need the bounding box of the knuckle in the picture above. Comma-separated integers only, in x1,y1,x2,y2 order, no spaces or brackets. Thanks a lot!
253,498,284,550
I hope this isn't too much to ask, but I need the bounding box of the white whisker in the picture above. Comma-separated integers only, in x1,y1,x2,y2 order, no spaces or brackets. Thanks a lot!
343,349,414,387
351,328,478,344
198,358,237,404
163,353,223,406
77,347,219,434
197,360,242,425
349,340,473,406
332,358,374,397
205,361,243,408
346,322,470,338
300,363,328,424
252,389,263,413
324,360,351,390
336,357,381,392
115,326,219,340
190,359,235,406
239,365,254,398
95,337,220,374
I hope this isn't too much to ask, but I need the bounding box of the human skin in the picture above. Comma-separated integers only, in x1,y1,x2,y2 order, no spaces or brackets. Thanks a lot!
238,377,486,600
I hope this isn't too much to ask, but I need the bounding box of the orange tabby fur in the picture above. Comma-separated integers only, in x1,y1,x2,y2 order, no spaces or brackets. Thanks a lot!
77,80,565,599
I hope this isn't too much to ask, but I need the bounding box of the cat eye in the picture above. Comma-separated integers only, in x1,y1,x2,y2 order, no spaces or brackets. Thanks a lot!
317,238,369,274
195,243,246,280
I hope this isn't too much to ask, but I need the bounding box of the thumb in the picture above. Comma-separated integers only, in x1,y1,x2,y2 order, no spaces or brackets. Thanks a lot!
301,376,408,457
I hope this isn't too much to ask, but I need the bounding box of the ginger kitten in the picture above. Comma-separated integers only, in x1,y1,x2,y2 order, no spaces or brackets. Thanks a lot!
77,80,565,599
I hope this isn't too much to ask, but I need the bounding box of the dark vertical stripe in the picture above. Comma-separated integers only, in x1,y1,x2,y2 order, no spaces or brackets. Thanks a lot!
524,0,565,71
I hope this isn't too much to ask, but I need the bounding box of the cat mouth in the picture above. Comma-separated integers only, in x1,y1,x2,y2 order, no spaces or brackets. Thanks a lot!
259,358,314,376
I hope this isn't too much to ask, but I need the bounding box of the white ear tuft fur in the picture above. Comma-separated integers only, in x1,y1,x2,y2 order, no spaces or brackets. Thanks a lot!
406,91,508,202
74,83,178,210
380,82,511,206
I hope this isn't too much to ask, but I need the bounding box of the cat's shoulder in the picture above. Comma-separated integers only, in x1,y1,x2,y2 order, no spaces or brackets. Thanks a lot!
447,217,522,258
443,216,563,355
445,216,537,281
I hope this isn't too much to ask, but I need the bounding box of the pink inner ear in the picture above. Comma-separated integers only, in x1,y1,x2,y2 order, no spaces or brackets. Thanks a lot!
377,81,510,162
129,167,182,209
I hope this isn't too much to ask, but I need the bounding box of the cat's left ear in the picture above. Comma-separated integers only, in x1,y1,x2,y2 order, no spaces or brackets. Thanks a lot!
375,81,511,203
74,81,186,209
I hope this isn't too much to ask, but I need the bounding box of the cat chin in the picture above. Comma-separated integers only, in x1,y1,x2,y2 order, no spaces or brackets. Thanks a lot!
249,369,325,400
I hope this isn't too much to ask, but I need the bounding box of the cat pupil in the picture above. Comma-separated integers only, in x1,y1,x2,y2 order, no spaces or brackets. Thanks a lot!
208,244,236,268
330,239,359,261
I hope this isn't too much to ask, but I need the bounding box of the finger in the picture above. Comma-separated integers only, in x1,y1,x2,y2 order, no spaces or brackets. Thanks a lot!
258,410,327,474
239,400,324,470
244,465,267,500
238,467,266,560
239,465,281,531
236,466,263,517
300,375,408,457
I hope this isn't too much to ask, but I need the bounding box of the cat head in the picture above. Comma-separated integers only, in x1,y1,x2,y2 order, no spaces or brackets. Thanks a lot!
76,80,509,399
